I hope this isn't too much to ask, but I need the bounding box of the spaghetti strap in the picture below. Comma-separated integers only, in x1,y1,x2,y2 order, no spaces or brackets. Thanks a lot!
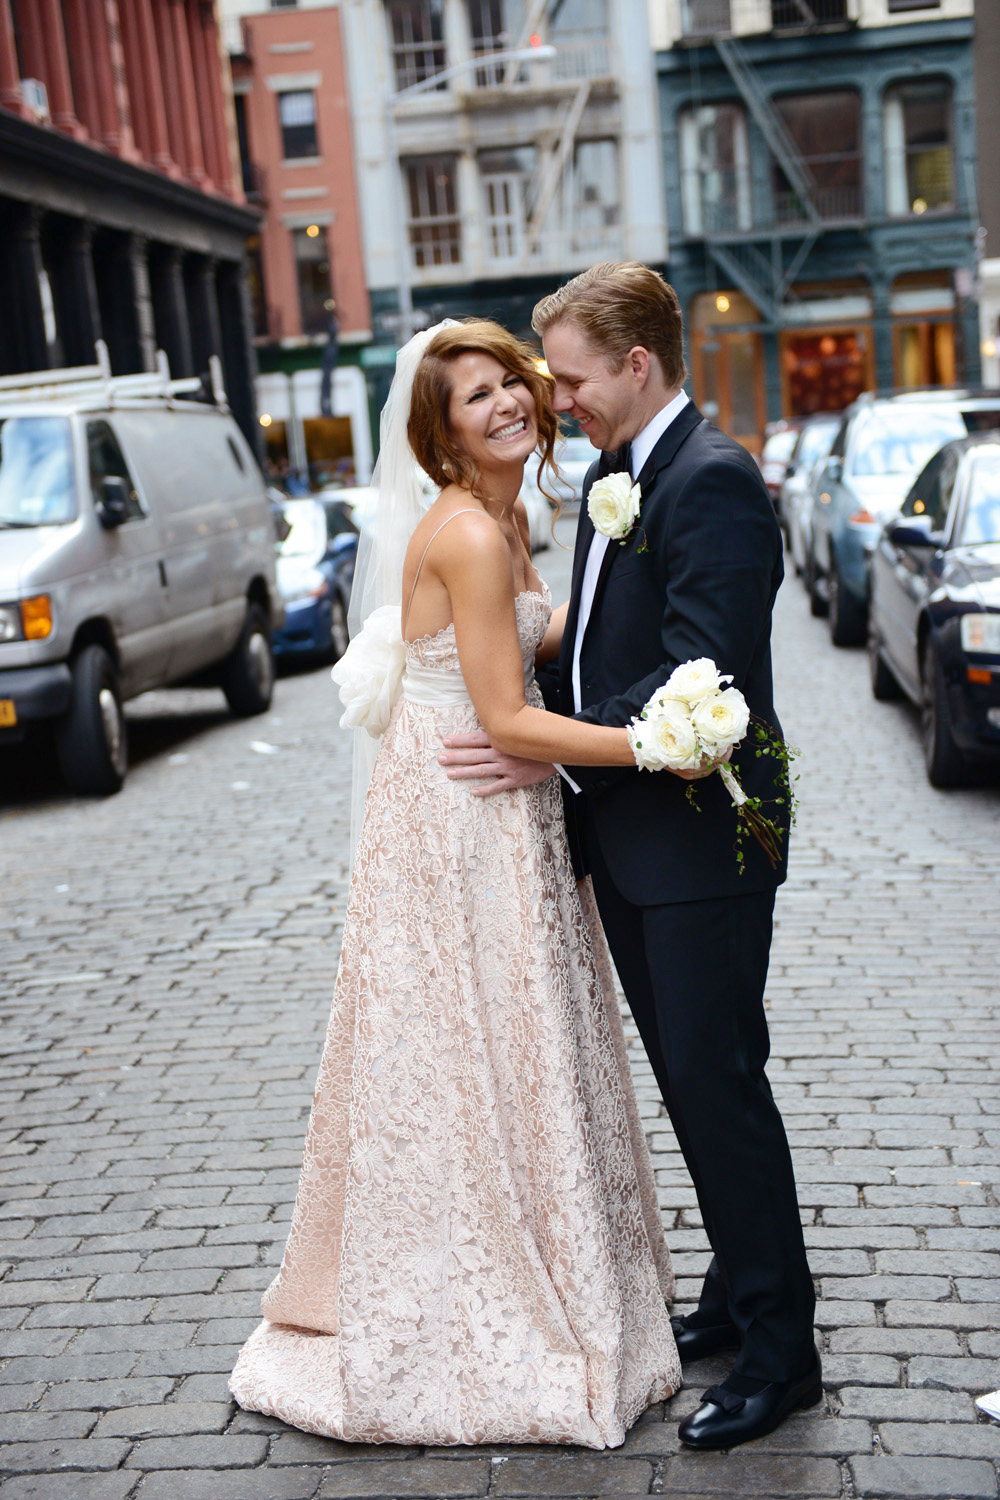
403,508,485,636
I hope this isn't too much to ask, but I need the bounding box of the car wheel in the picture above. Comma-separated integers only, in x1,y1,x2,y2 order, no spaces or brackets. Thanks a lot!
921,640,967,788
328,591,350,663
868,624,902,701
828,560,866,647
805,547,827,617
221,603,275,717
54,644,128,796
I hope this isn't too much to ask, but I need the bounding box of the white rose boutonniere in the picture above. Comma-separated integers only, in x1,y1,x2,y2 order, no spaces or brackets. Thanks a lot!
587,471,642,545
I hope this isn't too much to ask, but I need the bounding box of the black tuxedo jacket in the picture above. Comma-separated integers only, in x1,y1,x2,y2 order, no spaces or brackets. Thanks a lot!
540,402,789,906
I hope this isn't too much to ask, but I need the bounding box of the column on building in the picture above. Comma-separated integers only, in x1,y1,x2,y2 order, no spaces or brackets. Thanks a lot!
40,216,103,367
92,230,156,374
456,153,483,278
186,0,224,193
152,0,190,176
35,0,84,136
871,277,894,390
198,1,239,198
215,257,258,448
184,252,223,377
0,203,50,374
168,0,208,185
118,0,177,173
147,243,195,377
60,0,101,143
0,0,27,117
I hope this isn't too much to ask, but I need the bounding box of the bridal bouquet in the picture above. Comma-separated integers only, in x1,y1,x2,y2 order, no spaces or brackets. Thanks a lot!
331,604,406,738
626,658,789,870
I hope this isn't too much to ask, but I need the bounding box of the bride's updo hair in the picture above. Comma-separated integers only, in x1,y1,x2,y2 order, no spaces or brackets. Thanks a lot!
408,319,561,501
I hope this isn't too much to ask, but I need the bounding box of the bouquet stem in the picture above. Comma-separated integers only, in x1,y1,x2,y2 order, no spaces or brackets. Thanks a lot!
718,763,783,870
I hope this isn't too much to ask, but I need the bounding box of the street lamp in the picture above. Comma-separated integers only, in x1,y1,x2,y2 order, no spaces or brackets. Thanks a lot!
387,44,557,344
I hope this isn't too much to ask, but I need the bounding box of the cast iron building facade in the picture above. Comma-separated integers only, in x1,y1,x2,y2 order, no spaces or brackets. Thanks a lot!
0,0,260,445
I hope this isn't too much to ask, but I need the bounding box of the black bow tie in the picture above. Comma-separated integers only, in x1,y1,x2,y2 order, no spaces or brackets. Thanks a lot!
597,441,632,479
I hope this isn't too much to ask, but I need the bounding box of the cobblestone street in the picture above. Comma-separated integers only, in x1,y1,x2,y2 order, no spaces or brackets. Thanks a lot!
2,516,999,1499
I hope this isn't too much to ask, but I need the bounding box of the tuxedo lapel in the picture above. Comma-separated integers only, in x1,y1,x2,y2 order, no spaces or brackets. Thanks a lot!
577,403,705,661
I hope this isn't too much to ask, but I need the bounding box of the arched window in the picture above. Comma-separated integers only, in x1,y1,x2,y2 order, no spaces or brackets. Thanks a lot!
884,79,954,216
772,90,862,223
678,104,751,236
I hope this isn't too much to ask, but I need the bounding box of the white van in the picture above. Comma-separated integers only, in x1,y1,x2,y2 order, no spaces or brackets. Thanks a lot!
0,345,283,795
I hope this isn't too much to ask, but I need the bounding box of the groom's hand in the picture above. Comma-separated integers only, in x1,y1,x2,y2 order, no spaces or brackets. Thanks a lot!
439,732,555,798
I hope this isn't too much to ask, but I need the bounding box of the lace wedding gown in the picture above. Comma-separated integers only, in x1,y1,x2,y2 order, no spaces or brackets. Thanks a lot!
230,582,681,1448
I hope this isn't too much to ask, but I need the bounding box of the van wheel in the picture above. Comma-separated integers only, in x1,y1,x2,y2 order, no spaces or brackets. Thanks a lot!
222,603,274,717
54,644,128,795
328,591,350,663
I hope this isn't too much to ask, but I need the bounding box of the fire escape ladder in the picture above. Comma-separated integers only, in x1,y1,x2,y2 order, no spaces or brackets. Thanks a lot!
525,79,592,253
706,240,778,323
713,35,821,226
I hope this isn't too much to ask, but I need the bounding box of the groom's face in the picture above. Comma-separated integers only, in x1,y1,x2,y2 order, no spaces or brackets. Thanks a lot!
542,321,641,453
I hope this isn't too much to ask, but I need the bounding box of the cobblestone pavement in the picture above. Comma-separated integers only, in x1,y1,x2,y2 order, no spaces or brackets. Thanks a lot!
2,515,999,1500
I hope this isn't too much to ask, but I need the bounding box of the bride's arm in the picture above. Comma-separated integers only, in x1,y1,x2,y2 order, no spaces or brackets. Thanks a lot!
442,518,633,767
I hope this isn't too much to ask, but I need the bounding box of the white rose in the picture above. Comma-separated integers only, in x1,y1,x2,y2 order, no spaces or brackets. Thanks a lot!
587,472,641,541
690,686,750,752
331,604,406,739
660,657,732,708
629,699,702,772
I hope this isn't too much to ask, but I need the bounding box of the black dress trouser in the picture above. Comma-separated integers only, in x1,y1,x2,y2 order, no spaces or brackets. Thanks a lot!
583,814,816,1384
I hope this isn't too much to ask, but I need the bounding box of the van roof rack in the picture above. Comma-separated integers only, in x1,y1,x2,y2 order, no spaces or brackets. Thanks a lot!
0,340,229,413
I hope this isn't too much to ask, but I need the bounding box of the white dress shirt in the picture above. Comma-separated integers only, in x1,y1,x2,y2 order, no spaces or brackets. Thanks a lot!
557,390,690,794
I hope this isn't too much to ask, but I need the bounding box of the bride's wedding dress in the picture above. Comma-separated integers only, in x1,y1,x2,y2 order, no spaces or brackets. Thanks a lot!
230,579,681,1448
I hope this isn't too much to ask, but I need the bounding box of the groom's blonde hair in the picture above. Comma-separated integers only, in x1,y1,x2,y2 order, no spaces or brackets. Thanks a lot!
532,262,687,389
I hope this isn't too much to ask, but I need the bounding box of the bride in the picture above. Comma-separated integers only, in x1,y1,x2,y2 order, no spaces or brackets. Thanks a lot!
229,319,681,1449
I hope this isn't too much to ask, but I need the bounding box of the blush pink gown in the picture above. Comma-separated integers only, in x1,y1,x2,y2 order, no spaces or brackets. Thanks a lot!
230,585,681,1447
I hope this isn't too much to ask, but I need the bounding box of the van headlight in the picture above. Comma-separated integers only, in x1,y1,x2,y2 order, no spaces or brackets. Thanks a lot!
0,603,24,643
960,614,1000,654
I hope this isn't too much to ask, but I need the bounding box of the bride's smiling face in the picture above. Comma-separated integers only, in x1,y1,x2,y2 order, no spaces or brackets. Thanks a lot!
446,352,538,476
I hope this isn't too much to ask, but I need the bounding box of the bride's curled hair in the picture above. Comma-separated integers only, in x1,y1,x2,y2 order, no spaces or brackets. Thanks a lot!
408,319,561,502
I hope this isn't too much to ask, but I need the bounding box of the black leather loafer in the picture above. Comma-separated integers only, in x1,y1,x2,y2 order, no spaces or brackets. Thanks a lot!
669,1314,741,1363
678,1350,823,1450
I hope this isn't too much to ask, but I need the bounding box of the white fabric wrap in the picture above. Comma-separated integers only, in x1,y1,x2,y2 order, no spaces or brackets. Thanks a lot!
331,605,407,739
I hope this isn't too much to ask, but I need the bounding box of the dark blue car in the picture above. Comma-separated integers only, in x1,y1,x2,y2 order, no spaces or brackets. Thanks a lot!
868,432,1000,786
271,498,357,663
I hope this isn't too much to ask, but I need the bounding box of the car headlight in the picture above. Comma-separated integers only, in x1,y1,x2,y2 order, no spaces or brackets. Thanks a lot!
960,613,1000,654
0,602,24,643
282,568,329,605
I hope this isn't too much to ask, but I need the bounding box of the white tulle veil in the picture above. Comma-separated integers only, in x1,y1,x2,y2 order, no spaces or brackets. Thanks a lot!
344,319,459,854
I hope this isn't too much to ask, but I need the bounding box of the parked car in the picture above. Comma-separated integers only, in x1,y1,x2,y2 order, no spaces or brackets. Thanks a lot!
760,421,802,510
272,499,358,663
0,349,282,796
807,390,1000,646
781,414,842,575
868,432,1000,786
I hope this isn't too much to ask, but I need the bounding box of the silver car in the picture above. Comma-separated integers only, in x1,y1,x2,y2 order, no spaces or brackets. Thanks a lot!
0,355,282,795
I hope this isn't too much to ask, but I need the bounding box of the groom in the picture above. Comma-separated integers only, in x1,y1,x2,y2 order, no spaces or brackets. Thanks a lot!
441,262,817,1449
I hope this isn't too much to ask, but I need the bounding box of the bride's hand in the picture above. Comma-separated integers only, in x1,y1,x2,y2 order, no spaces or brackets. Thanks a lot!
440,731,556,798
671,745,734,781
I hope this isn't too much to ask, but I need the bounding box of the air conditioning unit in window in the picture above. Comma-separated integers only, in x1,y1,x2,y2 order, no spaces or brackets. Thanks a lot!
20,78,50,123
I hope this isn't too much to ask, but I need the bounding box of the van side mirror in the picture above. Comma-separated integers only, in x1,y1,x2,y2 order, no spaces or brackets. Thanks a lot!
98,476,130,528
785,461,798,479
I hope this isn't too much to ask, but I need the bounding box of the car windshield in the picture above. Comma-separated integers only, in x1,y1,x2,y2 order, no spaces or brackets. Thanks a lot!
959,452,1000,545
797,419,839,467
278,501,327,560
851,407,966,478
0,416,76,526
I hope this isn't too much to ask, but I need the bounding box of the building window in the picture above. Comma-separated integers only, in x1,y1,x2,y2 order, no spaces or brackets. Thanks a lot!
278,90,318,160
386,1,446,93
771,0,847,27
404,157,461,268
572,140,620,254
678,104,751,236
469,0,508,85
884,80,954,216
772,90,861,222
888,0,940,11
293,226,332,335
480,147,535,261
